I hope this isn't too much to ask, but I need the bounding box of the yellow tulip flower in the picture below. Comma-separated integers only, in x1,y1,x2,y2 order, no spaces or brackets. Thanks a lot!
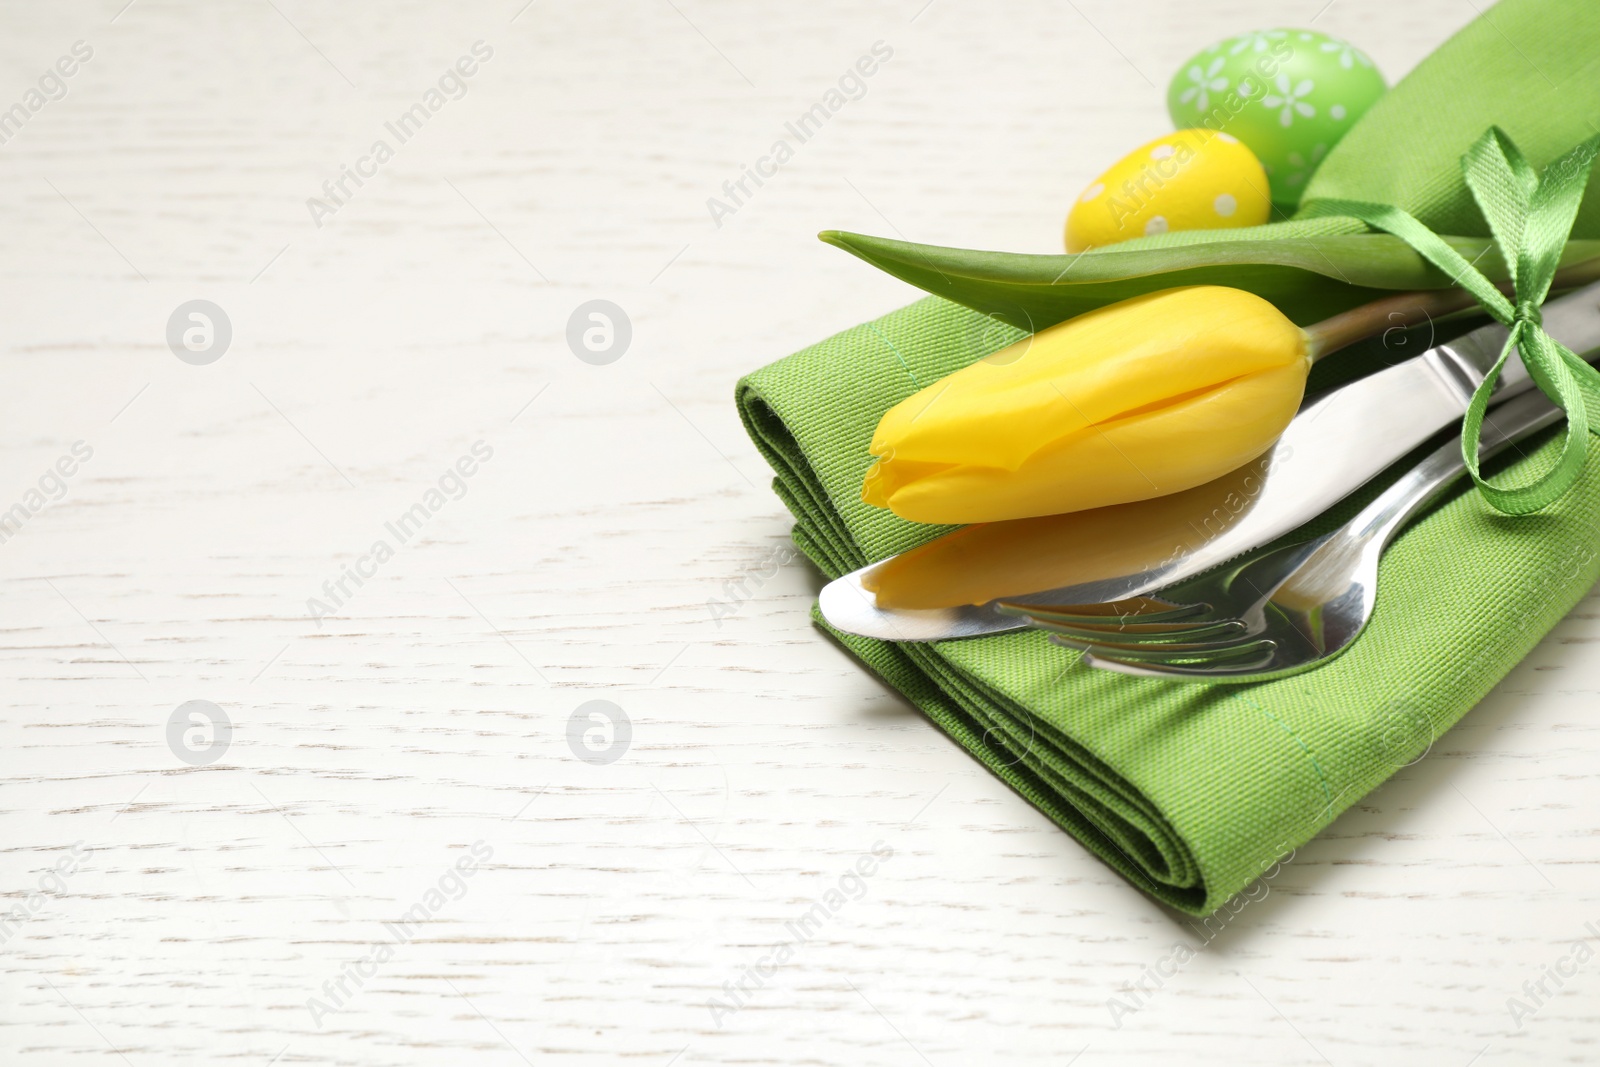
861,286,1311,524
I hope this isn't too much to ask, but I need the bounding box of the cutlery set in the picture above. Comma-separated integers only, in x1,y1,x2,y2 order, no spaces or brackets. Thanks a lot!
820,280,1600,681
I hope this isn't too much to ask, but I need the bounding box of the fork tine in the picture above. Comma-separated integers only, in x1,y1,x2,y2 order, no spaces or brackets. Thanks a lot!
1022,614,1249,646
1011,607,1216,630
1050,632,1276,666
994,595,1204,627
1080,644,1280,679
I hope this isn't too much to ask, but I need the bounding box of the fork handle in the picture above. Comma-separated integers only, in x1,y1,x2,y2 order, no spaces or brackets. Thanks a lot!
1349,389,1566,547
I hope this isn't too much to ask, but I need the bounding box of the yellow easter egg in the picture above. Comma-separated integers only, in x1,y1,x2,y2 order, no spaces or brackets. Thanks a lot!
1065,129,1271,252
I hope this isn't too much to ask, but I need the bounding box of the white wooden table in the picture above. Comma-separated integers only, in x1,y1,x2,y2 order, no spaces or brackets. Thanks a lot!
4,1,1597,1063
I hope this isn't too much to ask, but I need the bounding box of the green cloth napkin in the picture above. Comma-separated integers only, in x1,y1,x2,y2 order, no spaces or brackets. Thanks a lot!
735,0,1600,914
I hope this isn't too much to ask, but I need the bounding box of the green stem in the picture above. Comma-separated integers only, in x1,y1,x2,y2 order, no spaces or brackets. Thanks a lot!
1303,255,1600,362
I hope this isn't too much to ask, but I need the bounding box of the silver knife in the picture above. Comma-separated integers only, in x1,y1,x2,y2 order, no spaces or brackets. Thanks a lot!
820,280,1600,642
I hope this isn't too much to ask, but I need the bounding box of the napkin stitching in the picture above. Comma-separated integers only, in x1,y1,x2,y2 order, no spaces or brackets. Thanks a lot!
865,321,921,389
1243,695,1332,809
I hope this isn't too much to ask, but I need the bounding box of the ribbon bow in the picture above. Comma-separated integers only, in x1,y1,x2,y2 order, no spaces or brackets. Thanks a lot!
1315,127,1600,514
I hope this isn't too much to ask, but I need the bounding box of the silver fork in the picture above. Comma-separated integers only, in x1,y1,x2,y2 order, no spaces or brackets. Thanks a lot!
995,388,1565,682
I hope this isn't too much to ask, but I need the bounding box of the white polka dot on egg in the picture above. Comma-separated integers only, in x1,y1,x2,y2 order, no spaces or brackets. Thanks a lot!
1213,193,1237,217
1144,216,1169,236
1331,104,1347,120
1150,144,1175,160
1081,182,1105,202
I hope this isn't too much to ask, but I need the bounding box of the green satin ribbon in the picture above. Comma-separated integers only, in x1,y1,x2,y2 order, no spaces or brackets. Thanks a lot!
1313,128,1600,514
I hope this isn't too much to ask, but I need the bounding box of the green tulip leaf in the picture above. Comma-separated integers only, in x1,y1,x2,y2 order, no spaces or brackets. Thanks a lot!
819,229,1600,330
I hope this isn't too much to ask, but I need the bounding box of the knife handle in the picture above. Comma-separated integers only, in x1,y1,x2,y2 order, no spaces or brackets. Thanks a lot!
1349,388,1564,547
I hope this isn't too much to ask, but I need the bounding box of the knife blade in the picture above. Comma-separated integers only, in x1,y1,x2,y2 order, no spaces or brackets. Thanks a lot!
820,280,1600,642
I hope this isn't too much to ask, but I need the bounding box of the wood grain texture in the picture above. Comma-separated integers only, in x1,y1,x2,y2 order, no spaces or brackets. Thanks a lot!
1,0,1597,1063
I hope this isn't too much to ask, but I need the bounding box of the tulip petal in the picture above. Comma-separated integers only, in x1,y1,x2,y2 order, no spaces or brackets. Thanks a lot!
864,286,1310,523
878,361,1307,524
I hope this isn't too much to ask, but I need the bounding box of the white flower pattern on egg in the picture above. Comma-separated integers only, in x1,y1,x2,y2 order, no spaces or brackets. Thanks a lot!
1282,144,1328,188
1262,75,1317,127
1318,40,1374,69
1227,30,1286,55
1178,56,1229,112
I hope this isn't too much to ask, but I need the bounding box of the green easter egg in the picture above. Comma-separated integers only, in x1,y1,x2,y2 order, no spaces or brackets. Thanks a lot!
1167,28,1386,206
